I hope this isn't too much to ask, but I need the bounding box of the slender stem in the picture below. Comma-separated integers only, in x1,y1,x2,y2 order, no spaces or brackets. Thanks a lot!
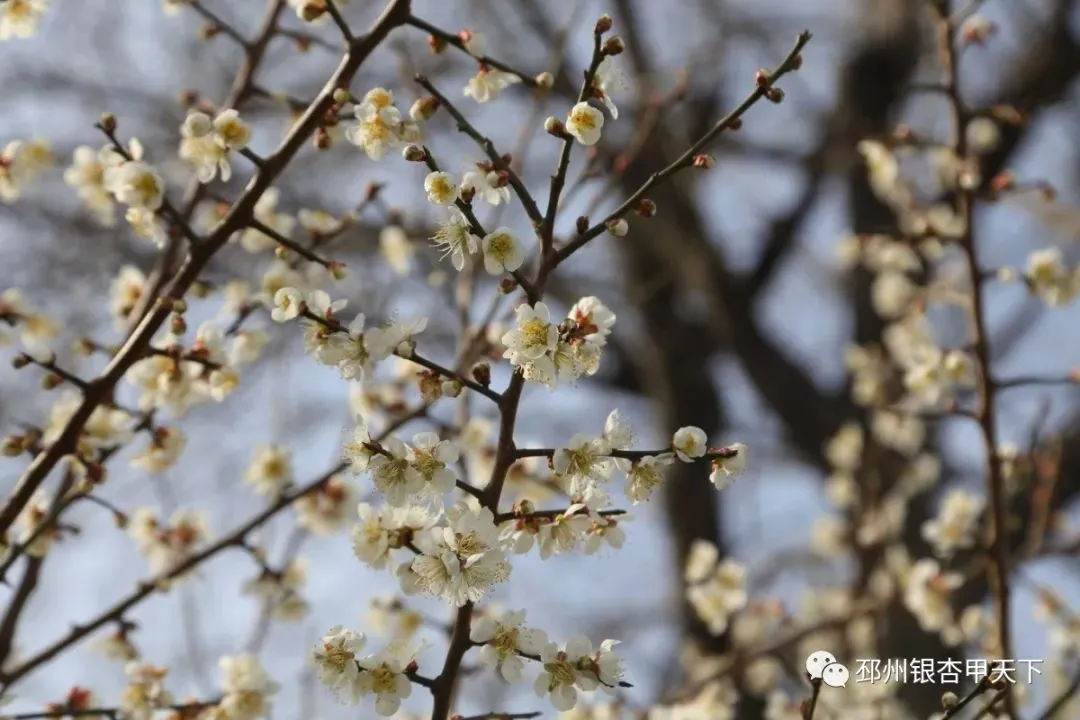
0,0,414,541
323,0,354,42
933,4,1014,717
405,15,540,86
541,31,604,258
552,30,811,267
414,76,546,231
248,217,336,267
418,147,538,302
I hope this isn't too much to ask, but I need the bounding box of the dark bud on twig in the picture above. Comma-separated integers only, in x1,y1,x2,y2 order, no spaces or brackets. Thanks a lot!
634,198,656,217
727,117,743,130
42,373,62,390
755,69,772,87
941,692,958,710
11,354,29,370
99,113,117,134
178,89,199,107
765,87,785,104
300,2,326,22
472,362,491,387
594,14,613,35
199,23,221,40
498,277,518,295
314,127,331,151
693,154,716,170
427,34,447,53
576,216,589,234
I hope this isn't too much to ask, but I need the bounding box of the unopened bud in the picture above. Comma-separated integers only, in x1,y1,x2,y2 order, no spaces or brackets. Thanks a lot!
472,362,491,387
602,36,624,56
515,498,536,516
275,246,291,261
544,117,568,138
170,315,187,335
634,198,656,217
535,71,554,89
113,511,129,530
755,69,772,87
328,261,348,281
594,14,613,34
441,379,463,398
765,87,785,104
410,96,440,122
199,23,221,40
693,154,716,170
300,2,326,22
1,435,24,457
402,144,427,162
73,338,95,357
99,113,117,134
42,373,63,390
606,217,629,237
190,281,211,299
727,117,743,131
11,354,30,370
171,298,187,314
498,277,518,294
332,88,350,105
941,692,958,710
427,34,447,53
990,172,1014,193
396,339,416,359
178,89,199,107
576,216,590,234
961,16,997,45
314,127,331,150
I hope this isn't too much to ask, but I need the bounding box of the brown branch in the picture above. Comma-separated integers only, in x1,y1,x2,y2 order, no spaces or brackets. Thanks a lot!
405,15,540,87
932,3,1015,717
0,403,429,689
552,30,811,268
0,0,415,541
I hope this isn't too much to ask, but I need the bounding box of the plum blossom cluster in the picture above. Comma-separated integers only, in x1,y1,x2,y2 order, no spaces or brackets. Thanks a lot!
499,297,615,389
178,108,253,183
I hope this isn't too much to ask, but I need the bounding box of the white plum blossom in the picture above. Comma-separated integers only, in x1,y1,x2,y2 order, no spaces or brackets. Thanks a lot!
64,145,116,225
626,453,674,503
354,643,416,716
503,302,559,369
430,210,480,271
346,88,415,161
243,445,293,497
310,626,365,703
566,102,604,146
921,489,984,558
423,171,459,206
178,109,251,183
482,227,524,274
464,67,521,103
591,55,629,118
409,502,511,605
672,426,707,462
462,167,511,206
709,443,748,490
470,608,549,683
0,0,47,40
218,654,280,720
